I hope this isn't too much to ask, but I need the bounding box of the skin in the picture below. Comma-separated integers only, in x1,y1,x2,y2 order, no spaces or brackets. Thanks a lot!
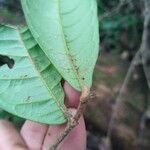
0,82,86,150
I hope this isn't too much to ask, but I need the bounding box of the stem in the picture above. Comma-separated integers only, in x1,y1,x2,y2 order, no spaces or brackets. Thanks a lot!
49,86,90,150
106,50,141,138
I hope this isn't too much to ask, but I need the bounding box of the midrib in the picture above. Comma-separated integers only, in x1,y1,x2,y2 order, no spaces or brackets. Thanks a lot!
57,0,84,89
16,27,67,117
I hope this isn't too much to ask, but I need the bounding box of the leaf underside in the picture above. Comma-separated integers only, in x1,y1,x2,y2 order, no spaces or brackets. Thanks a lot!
21,0,99,91
0,25,66,124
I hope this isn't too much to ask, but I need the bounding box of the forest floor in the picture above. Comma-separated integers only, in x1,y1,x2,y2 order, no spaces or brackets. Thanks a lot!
86,52,150,150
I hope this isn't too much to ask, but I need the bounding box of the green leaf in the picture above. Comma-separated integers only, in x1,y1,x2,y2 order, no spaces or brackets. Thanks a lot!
21,0,99,91
0,25,66,124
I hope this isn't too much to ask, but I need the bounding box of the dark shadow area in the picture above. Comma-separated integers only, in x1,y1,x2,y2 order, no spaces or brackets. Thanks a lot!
0,55,15,69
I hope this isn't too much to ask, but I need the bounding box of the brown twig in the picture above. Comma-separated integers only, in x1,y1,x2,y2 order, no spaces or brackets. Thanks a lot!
106,50,141,139
49,86,90,150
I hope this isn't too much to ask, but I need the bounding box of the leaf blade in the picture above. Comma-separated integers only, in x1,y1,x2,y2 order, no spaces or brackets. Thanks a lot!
0,25,66,124
21,0,99,91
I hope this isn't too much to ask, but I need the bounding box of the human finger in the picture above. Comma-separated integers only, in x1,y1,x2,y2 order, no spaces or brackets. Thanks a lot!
0,120,27,150
21,121,48,150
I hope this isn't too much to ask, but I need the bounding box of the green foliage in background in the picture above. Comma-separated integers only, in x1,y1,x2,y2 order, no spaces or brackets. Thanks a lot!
98,0,142,53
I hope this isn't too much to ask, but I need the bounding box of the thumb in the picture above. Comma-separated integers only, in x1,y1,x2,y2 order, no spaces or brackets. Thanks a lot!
42,109,86,150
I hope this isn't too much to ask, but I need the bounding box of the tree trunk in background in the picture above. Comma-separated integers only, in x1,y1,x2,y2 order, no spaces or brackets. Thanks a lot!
141,0,150,117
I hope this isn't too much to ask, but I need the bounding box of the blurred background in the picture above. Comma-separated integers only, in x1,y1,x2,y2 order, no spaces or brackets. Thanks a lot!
0,0,150,150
